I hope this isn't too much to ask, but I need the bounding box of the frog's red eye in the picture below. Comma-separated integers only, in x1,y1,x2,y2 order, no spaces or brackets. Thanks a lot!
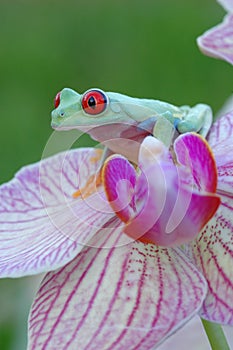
82,89,108,115
54,91,61,108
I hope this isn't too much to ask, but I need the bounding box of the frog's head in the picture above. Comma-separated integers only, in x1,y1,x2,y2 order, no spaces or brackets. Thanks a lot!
51,88,153,132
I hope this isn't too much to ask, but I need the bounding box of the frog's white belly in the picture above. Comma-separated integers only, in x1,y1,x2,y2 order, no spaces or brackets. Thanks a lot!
88,123,150,162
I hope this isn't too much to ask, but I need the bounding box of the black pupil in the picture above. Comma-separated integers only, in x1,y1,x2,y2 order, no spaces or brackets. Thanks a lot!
88,96,96,109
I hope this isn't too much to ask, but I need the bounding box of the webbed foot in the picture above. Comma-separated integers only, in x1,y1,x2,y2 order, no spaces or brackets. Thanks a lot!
175,104,212,137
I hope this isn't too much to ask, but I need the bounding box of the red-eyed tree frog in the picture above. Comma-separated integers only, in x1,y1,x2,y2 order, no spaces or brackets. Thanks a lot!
51,88,212,162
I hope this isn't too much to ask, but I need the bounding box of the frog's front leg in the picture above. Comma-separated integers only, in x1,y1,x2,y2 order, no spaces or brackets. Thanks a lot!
175,104,213,137
137,114,178,148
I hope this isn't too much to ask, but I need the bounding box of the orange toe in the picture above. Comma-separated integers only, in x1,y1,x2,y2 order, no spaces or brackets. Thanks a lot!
90,149,103,163
72,170,102,199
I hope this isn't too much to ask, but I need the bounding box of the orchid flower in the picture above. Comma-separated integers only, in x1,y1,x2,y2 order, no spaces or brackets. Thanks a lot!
197,0,233,64
0,111,232,349
102,133,220,247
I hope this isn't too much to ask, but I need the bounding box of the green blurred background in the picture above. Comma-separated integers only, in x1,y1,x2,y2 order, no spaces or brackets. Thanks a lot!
0,0,232,349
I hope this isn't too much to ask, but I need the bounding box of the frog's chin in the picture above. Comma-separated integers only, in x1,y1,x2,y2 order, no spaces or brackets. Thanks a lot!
51,122,98,132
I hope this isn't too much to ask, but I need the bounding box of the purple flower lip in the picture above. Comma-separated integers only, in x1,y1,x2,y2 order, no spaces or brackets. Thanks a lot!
102,133,220,247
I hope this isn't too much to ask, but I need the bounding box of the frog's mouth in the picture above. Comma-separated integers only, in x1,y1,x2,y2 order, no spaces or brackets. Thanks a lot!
51,122,97,132
51,115,137,132
51,116,101,132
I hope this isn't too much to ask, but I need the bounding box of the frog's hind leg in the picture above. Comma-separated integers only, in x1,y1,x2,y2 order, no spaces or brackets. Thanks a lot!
176,104,213,138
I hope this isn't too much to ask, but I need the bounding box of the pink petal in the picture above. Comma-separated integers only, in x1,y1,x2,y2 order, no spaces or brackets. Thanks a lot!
217,0,233,12
28,222,207,350
189,112,233,325
197,14,233,65
0,148,115,277
208,111,233,149
188,193,233,325
174,133,218,192
157,316,211,350
207,111,233,195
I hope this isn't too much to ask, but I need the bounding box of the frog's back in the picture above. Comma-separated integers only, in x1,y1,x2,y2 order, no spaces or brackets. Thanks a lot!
107,91,182,120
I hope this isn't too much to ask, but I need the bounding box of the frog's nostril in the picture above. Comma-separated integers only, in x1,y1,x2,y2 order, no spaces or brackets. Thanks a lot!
54,91,61,108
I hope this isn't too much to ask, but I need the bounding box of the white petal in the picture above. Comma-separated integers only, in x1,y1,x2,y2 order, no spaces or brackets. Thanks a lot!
28,223,207,350
188,195,233,324
0,148,114,277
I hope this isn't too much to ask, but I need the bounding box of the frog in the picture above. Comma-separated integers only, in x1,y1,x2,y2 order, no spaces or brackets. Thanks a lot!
51,87,213,196
51,88,212,150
